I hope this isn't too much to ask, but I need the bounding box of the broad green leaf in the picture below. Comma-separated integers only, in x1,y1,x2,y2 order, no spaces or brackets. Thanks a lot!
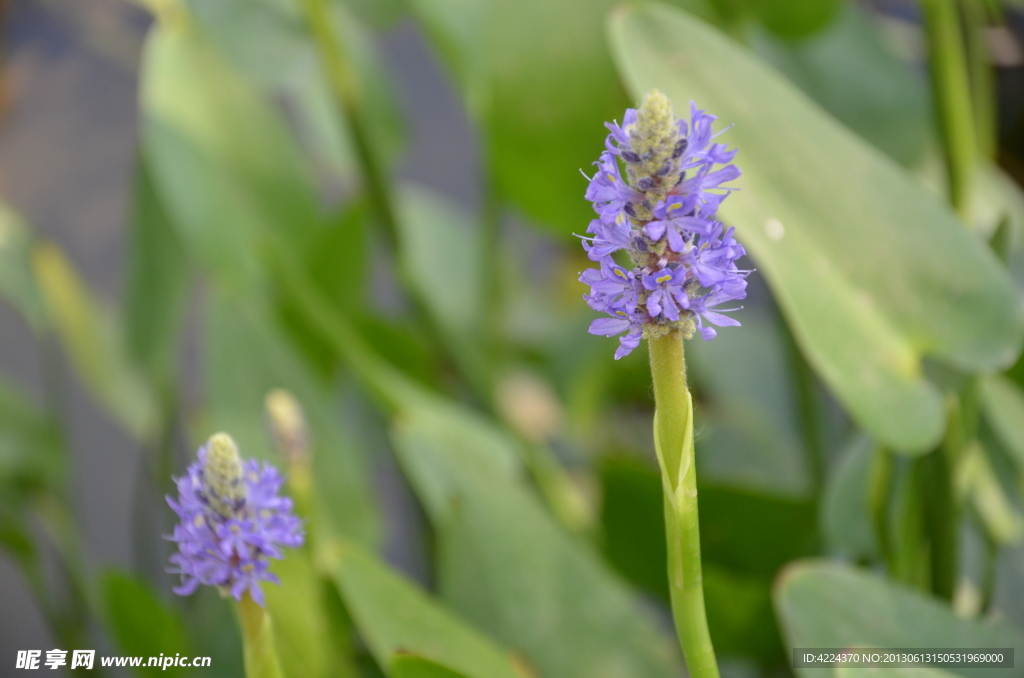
752,4,929,166
263,549,336,678
689,309,810,498
745,0,838,40
0,375,60,494
32,243,158,441
204,291,379,546
609,3,1024,452
123,163,191,388
101,571,190,678
980,374,1024,471
599,456,669,600
140,22,321,290
184,0,403,172
396,185,482,349
325,538,524,678
703,565,784,665
391,655,473,678
699,484,817,576
408,0,631,236
957,442,1024,545
0,204,46,331
775,561,1024,678
820,435,877,560
391,415,682,678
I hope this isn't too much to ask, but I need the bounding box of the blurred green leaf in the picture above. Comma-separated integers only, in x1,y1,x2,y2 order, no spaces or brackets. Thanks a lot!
140,22,321,290
0,204,46,331
184,0,403,172
958,441,1024,545
327,539,524,678
264,549,348,678
205,291,379,546
752,4,929,166
980,374,1024,471
102,571,190,678
0,375,60,493
820,435,877,560
124,163,191,388
775,561,1024,678
395,184,485,377
391,414,682,678
699,484,817,576
610,3,1024,452
391,655,472,678
703,565,783,666
409,0,630,236
599,456,669,600
689,309,811,498
32,243,158,441
746,0,838,40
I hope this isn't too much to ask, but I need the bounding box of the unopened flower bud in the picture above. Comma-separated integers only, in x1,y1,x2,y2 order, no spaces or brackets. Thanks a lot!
265,389,310,466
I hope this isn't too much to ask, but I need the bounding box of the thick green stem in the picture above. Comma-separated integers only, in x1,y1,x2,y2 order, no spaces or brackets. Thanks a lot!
237,593,284,678
649,331,719,678
922,0,977,219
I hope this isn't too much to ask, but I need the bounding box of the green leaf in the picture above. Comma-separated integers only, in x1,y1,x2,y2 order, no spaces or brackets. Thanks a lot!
391,655,474,678
408,0,630,236
263,550,336,678
775,560,1024,678
140,22,321,290
698,484,817,576
980,374,1024,471
391,413,683,678
702,565,784,665
689,309,810,498
204,291,379,546
0,375,60,493
609,3,1024,452
746,0,838,40
599,456,669,600
326,538,524,678
124,162,191,388
820,435,877,560
32,243,158,441
0,204,46,331
396,185,482,351
101,571,190,678
752,4,929,166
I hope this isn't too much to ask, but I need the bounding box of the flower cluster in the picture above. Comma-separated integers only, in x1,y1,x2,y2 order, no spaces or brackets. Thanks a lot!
580,90,749,358
167,433,304,606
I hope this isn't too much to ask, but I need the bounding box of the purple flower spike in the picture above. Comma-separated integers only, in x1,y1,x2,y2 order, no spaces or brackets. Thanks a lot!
167,433,304,606
579,90,749,358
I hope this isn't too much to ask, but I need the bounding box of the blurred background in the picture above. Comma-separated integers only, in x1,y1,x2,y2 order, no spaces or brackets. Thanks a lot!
2,0,1024,676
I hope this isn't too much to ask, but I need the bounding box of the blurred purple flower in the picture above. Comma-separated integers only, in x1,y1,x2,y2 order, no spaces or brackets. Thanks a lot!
167,433,303,606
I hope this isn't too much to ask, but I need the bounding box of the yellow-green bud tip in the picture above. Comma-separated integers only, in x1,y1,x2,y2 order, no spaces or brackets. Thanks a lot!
202,432,247,517
631,89,679,180
265,389,310,465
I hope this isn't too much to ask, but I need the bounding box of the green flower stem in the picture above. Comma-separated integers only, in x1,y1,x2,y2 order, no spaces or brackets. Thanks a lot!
921,0,977,219
297,0,398,247
237,593,285,678
648,331,719,678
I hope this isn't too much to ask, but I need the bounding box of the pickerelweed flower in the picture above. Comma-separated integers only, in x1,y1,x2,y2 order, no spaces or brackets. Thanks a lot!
167,432,304,606
580,90,749,358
